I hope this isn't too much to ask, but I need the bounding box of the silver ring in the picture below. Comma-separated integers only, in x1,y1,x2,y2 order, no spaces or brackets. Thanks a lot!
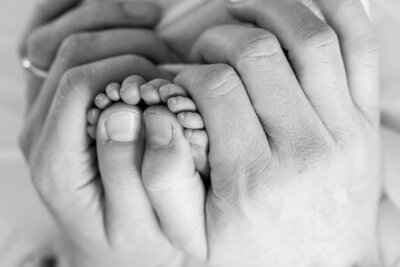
22,57,48,79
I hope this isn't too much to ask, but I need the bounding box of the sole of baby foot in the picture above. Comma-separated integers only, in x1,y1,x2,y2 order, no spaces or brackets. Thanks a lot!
141,105,207,259
165,94,210,178
96,102,164,243
184,129,210,179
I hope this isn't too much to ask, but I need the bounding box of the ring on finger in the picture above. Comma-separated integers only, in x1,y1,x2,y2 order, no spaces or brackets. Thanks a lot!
22,57,48,79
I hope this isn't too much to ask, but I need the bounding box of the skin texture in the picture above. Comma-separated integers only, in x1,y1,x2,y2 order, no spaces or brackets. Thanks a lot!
19,0,381,266
87,76,210,177
166,1,380,265
19,1,190,266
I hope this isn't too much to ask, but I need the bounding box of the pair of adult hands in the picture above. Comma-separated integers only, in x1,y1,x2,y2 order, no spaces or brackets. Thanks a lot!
19,0,381,266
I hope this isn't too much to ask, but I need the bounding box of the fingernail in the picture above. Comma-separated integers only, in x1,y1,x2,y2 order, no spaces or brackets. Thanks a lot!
145,113,173,146
105,111,142,143
123,3,157,18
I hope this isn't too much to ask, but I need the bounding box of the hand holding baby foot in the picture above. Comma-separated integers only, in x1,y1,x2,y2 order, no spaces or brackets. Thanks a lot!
21,0,381,266
143,1,381,266
85,75,212,259
21,54,210,267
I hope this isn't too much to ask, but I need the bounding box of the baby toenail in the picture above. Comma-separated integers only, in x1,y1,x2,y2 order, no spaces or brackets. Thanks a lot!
186,129,193,137
168,97,177,106
105,111,142,143
145,114,173,146
140,84,154,93
179,113,186,120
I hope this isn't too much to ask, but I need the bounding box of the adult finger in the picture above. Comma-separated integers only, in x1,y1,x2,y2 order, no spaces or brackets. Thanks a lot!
19,0,82,107
192,25,327,147
227,0,355,135
19,0,82,57
33,55,163,238
315,0,379,124
25,28,172,144
26,1,161,70
174,64,270,204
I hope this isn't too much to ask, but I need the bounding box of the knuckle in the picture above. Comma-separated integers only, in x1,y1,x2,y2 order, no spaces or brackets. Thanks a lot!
198,64,241,98
290,129,330,172
301,24,339,54
237,31,283,66
122,54,145,66
353,33,380,67
59,66,86,95
58,33,91,62
210,138,271,202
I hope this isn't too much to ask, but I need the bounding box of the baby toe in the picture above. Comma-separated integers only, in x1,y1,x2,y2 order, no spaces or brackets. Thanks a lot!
95,93,112,109
140,78,169,106
105,82,121,101
87,125,97,140
167,96,197,113
185,129,210,179
87,108,101,125
159,83,188,103
177,112,205,129
120,75,145,105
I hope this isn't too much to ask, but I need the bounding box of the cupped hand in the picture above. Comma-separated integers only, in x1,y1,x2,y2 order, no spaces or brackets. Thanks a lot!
19,1,186,266
20,0,176,158
150,0,382,266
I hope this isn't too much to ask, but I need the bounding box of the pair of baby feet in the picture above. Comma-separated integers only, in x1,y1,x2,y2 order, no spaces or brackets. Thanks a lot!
86,75,210,181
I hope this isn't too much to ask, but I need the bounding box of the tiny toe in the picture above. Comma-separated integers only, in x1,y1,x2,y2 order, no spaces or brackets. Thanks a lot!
140,78,169,106
87,125,97,139
167,96,197,113
120,75,145,105
184,129,209,148
177,112,204,129
159,83,188,103
95,93,112,109
105,83,121,101
185,129,210,178
87,108,101,125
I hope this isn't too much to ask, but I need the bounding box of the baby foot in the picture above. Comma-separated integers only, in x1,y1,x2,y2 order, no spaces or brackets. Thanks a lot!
159,84,210,178
87,76,208,258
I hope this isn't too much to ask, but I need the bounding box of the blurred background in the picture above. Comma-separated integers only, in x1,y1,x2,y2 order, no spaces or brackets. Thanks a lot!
0,0,399,266
0,1,61,266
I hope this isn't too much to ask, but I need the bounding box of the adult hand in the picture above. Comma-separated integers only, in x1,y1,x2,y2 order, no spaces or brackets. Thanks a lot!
19,1,185,266
144,0,381,266
21,54,186,267
20,0,175,158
